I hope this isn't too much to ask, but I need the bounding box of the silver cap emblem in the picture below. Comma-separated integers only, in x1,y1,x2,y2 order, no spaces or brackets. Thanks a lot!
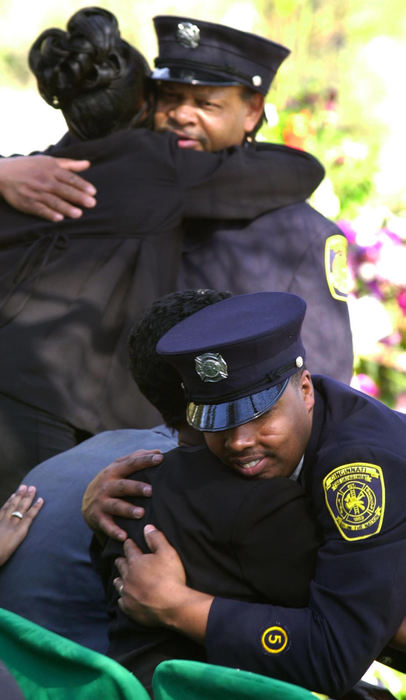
252,75,262,87
295,356,304,368
195,352,228,383
177,22,200,49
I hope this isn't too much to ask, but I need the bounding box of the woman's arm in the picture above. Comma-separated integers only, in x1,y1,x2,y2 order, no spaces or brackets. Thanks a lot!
0,155,96,221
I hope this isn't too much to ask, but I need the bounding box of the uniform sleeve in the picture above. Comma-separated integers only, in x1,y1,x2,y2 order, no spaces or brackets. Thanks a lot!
266,202,353,383
206,452,406,697
177,144,324,220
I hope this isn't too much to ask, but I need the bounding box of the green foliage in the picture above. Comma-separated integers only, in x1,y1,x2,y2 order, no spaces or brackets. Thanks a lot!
259,85,381,220
0,51,30,85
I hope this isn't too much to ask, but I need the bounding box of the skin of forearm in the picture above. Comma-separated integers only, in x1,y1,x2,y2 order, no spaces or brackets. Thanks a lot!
115,530,214,644
159,585,214,644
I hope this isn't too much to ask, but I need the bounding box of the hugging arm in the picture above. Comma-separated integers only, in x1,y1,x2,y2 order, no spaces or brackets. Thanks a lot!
114,527,213,642
107,520,406,698
0,155,96,221
1,133,323,224
82,450,163,542
181,143,324,220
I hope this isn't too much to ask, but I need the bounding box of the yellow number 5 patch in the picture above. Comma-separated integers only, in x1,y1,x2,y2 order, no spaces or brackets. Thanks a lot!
323,463,385,541
261,626,289,654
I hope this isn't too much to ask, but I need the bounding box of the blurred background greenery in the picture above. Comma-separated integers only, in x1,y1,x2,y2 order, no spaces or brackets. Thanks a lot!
1,2,406,695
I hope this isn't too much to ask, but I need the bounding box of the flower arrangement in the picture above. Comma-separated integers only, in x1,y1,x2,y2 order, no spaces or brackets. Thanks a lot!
260,88,406,409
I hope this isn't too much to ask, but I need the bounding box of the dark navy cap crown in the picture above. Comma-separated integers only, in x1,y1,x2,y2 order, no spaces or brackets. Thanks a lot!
157,292,306,431
151,16,290,96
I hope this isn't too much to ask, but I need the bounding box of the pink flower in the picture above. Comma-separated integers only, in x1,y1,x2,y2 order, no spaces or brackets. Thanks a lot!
351,374,380,398
380,228,402,246
397,290,406,315
337,220,356,243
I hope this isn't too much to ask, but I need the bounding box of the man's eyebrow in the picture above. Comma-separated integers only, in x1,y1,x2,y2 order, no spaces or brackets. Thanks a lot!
195,89,224,100
159,85,225,102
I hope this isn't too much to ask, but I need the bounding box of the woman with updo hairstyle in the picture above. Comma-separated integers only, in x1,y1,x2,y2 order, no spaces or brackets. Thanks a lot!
28,6,152,139
0,8,322,499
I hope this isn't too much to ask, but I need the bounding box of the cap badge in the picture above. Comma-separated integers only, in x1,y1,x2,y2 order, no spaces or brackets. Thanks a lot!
195,352,228,383
295,356,304,368
176,22,200,49
252,75,262,87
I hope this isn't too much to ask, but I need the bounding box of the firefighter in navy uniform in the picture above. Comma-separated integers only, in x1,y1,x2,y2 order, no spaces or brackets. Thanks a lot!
150,16,353,384
110,292,406,700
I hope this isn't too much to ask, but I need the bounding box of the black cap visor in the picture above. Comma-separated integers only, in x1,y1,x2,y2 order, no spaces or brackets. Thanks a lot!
187,378,289,432
151,65,241,87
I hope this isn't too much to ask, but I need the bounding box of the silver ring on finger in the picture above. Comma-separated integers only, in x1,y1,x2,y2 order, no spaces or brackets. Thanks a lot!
118,583,124,596
11,511,23,519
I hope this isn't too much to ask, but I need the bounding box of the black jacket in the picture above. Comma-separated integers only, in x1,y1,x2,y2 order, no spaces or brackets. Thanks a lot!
94,446,320,693
0,131,325,432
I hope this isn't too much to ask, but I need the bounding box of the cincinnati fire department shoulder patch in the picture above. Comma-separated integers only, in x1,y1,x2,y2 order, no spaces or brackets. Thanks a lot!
323,462,385,541
324,234,350,301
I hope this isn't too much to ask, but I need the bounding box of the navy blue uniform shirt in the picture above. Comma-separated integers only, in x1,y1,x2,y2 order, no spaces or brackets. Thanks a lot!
206,376,406,697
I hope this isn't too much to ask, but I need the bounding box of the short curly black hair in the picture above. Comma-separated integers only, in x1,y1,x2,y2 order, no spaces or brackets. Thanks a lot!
128,289,232,429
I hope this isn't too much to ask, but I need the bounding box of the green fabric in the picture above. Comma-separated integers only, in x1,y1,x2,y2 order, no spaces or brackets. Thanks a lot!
153,659,318,700
0,608,149,699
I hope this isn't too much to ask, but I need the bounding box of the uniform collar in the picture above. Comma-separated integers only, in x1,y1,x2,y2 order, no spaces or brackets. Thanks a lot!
289,455,304,482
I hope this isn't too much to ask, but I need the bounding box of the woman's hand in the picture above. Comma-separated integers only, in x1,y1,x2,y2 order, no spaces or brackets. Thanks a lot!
0,155,96,221
0,484,44,565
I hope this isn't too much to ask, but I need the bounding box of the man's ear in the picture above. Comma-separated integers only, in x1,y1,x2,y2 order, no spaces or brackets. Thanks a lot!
301,370,315,414
243,92,265,134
